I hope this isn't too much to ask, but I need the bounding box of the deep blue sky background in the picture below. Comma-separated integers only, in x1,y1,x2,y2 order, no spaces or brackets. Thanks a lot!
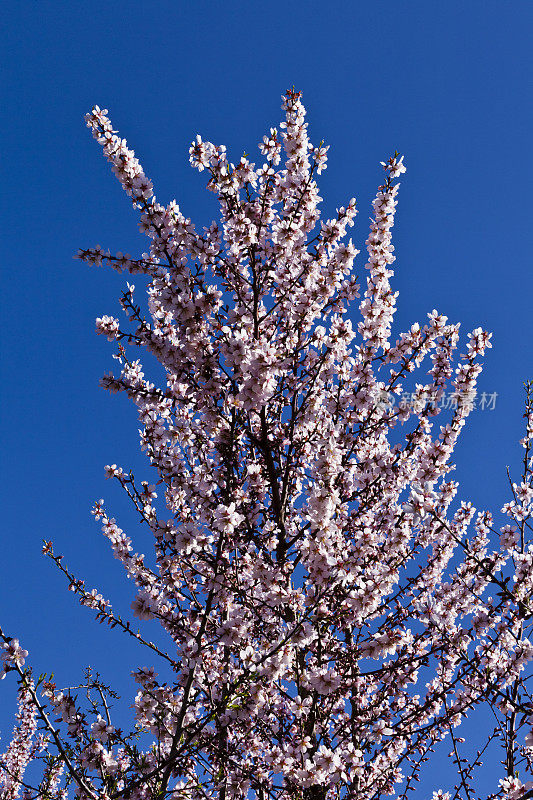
1,1,532,795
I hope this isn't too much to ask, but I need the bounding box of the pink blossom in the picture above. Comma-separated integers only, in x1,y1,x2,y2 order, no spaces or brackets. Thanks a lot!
1,89,531,800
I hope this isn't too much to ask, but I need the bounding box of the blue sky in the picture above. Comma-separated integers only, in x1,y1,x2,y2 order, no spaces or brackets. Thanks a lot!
1,1,532,795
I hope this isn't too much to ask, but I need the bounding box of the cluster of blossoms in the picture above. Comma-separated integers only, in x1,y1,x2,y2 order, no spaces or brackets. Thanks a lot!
0,682,42,800
1,91,533,800
1,640,29,678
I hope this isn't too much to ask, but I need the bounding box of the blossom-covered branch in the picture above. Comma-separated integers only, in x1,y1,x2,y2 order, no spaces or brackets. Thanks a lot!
1,90,532,800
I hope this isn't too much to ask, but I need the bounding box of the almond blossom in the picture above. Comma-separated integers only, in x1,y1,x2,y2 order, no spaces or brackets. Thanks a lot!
1,90,533,800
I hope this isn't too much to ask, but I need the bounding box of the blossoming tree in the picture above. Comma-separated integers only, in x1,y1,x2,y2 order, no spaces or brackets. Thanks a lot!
1,90,533,800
